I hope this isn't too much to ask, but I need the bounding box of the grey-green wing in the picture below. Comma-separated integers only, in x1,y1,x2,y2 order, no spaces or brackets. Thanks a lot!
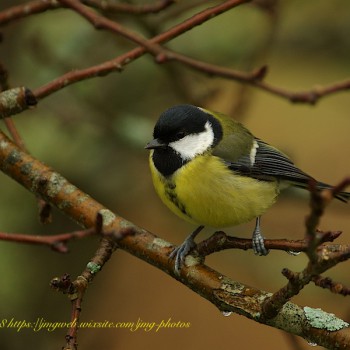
227,139,313,184
216,138,350,202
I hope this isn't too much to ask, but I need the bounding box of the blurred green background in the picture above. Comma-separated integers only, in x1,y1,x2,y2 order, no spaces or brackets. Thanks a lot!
1,0,350,349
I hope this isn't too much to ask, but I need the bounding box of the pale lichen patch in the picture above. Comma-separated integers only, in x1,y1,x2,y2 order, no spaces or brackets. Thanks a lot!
47,173,67,198
29,169,43,193
77,194,90,204
304,306,349,331
0,139,9,150
63,184,77,195
152,237,172,248
98,209,116,227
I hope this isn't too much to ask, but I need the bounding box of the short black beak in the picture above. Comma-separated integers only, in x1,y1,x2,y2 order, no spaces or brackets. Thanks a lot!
145,139,167,150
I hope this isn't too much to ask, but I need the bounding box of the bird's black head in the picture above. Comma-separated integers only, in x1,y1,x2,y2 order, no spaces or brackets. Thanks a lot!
146,105,223,177
153,104,222,145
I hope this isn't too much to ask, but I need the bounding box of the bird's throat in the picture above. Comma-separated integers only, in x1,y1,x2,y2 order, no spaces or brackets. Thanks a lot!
152,148,187,177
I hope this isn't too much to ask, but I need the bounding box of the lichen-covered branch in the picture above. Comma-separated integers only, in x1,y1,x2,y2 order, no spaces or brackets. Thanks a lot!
0,87,37,119
0,127,349,349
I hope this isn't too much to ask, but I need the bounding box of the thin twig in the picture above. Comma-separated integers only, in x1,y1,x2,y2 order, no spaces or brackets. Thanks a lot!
50,214,133,350
1,1,349,104
30,0,349,104
82,0,175,14
262,180,350,319
312,275,350,296
196,230,343,257
33,0,251,99
0,0,175,27
0,0,59,27
0,228,96,253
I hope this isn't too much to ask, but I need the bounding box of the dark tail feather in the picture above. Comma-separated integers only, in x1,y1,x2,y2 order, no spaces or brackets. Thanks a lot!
317,182,350,203
294,181,350,203
336,192,350,203
312,182,350,203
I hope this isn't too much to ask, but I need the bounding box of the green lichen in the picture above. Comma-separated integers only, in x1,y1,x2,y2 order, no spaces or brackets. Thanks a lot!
86,262,101,274
304,306,349,331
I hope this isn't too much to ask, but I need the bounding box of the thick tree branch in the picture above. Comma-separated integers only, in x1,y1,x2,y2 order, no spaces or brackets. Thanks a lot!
0,127,349,349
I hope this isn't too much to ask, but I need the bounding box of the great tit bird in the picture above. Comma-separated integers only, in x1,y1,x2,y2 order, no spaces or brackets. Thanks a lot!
146,104,350,273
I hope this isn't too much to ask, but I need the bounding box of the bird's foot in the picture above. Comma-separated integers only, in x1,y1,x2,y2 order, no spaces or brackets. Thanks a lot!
252,217,269,256
169,237,197,275
169,225,204,275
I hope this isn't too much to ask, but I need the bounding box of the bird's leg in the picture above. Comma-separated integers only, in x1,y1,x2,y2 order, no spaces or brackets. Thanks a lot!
252,216,269,256
169,225,204,274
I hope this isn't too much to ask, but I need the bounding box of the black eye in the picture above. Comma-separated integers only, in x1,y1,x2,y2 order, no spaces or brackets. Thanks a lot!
176,131,186,139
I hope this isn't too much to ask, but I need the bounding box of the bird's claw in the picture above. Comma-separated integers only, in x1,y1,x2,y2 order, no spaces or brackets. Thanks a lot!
252,233,269,256
252,216,269,256
169,238,197,275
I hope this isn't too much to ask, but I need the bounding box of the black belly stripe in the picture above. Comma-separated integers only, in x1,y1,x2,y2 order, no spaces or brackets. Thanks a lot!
164,182,190,217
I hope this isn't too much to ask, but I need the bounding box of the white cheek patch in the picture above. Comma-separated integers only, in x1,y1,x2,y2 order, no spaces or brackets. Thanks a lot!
250,140,259,165
169,121,214,160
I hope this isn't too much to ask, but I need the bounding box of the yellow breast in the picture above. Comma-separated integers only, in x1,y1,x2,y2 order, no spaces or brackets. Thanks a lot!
149,153,280,228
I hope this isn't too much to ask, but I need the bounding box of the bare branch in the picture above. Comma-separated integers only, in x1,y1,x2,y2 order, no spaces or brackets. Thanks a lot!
196,230,343,257
312,275,350,296
82,0,176,14
0,0,60,27
262,181,350,320
1,1,349,104
33,0,250,99
0,227,96,253
254,79,350,104
49,213,132,350
0,0,175,27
